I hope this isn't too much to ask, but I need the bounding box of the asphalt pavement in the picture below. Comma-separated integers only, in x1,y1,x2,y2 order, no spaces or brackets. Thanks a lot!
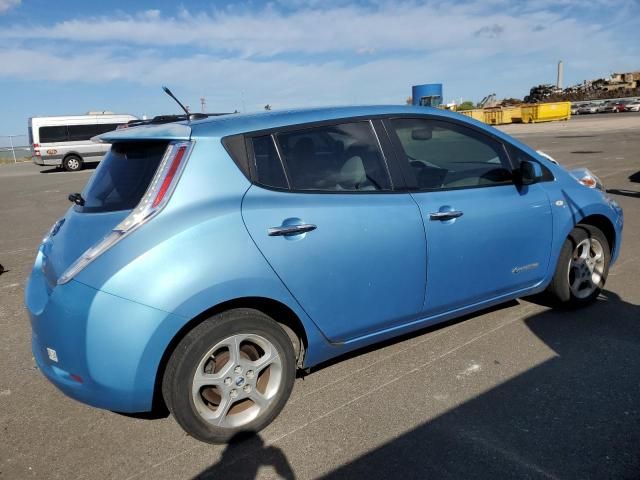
0,113,639,479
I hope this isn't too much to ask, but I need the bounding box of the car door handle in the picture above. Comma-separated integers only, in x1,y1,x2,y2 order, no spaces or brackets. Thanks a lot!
268,224,317,236
429,210,464,221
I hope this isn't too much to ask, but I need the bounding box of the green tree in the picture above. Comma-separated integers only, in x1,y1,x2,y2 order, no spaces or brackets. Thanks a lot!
457,101,475,111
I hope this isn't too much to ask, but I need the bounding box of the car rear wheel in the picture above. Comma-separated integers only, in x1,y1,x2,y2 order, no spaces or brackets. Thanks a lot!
162,309,296,443
547,225,610,307
63,155,83,172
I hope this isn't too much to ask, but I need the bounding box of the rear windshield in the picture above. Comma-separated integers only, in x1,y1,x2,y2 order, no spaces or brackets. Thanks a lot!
79,142,168,213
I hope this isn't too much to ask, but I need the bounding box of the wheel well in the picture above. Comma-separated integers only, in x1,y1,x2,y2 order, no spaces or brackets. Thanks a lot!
150,297,308,414
577,214,616,254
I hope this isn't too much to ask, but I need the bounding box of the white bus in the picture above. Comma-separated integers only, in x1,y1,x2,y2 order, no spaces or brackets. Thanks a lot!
28,112,138,171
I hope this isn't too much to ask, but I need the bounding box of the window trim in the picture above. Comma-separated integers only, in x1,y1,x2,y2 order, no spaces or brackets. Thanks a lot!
505,144,556,184
382,116,517,193
270,134,292,189
220,112,543,193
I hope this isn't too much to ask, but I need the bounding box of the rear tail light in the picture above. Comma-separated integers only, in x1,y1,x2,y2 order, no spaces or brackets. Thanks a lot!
57,141,193,285
152,145,187,208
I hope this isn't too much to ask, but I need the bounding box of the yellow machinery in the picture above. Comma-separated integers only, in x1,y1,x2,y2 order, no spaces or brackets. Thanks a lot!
483,106,522,125
518,102,571,123
458,109,485,122
456,101,570,125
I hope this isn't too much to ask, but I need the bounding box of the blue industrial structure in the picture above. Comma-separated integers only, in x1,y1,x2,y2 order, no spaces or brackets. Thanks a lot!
412,83,443,107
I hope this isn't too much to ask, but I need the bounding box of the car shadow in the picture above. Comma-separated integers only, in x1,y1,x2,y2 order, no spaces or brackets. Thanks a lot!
607,188,640,199
193,433,295,480
629,171,640,183
318,290,640,479
298,300,520,377
187,292,639,479
38,162,98,174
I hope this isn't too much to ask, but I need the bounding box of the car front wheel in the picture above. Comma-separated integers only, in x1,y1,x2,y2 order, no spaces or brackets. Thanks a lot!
547,225,610,307
162,309,296,443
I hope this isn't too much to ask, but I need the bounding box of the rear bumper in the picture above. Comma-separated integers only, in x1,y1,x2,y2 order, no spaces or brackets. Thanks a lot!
26,250,185,413
32,156,60,166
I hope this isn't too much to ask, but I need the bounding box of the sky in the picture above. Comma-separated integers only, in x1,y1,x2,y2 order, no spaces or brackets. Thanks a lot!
0,0,638,142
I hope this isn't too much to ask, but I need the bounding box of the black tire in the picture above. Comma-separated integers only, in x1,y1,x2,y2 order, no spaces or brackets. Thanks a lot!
546,224,610,308
162,309,296,443
62,155,83,172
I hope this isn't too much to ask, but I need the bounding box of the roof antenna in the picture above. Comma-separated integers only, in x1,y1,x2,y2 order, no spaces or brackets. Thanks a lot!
162,86,190,116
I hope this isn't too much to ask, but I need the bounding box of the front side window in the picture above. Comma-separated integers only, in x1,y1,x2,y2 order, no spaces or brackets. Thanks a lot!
274,122,392,192
390,118,513,190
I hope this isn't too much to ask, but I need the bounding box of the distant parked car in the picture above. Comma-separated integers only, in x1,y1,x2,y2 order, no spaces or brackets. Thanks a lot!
570,104,580,115
26,105,624,443
578,104,598,114
610,102,627,113
596,102,615,113
625,101,640,112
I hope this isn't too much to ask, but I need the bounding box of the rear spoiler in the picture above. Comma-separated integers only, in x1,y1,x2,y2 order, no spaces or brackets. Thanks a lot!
92,122,192,143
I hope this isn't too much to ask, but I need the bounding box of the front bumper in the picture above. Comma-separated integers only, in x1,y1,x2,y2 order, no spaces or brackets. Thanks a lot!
607,197,624,265
26,249,185,413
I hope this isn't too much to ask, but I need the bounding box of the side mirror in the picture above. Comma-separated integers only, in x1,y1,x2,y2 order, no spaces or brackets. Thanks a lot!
519,160,543,185
411,127,433,141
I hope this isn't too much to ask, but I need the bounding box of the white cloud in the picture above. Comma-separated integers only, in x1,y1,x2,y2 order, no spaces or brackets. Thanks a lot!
0,0,20,13
0,0,637,107
0,0,629,58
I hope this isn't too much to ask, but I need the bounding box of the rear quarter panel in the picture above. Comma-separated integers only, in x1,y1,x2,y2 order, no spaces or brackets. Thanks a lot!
74,137,331,367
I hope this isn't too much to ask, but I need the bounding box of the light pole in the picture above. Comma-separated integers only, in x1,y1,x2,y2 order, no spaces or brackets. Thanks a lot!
8,135,17,163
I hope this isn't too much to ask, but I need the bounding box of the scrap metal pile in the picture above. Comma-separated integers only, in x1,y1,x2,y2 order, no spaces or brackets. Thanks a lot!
525,71,640,103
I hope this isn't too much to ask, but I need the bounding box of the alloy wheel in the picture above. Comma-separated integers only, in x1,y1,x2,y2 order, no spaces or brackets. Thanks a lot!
567,237,605,299
191,334,283,428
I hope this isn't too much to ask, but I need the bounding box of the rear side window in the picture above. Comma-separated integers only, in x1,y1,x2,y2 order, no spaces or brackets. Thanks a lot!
68,123,121,141
80,142,168,213
274,122,392,192
390,118,512,190
39,123,123,143
251,135,288,189
39,126,68,143
94,123,121,135
67,124,98,142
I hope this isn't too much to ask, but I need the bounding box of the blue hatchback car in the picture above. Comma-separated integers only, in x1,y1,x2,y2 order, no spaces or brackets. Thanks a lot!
26,106,623,443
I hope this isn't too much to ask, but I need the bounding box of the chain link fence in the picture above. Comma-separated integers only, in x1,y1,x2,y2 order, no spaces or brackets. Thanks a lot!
0,134,30,164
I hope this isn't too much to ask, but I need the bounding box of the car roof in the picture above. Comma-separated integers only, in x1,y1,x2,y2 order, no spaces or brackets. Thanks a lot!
98,104,534,155
189,105,469,138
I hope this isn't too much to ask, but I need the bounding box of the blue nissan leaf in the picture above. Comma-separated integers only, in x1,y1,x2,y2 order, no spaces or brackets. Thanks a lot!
25,106,623,443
